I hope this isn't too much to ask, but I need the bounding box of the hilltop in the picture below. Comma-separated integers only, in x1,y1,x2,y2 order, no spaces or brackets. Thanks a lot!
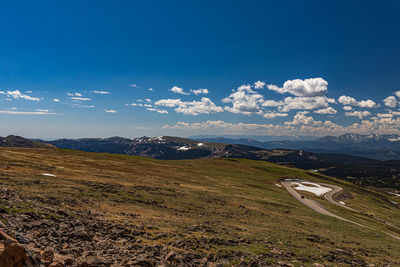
0,135,54,149
0,147,398,265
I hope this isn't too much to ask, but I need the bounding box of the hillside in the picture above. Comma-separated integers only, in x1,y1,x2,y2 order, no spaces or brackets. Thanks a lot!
38,136,400,190
0,147,399,265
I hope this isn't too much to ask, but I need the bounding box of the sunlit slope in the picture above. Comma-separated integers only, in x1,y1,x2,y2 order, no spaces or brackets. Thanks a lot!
0,147,399,265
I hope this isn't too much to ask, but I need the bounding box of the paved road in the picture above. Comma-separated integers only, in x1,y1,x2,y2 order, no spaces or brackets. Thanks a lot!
318,182,358,212
281,180,400,240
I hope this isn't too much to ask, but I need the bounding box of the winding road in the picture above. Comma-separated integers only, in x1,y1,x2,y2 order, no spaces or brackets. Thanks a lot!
281,179,400,240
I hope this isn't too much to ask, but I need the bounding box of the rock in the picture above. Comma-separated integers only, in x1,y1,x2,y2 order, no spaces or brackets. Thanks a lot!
49,262,64,267
15,232,30,244
165,250,175,262
41,248,54,263
0,243,37,266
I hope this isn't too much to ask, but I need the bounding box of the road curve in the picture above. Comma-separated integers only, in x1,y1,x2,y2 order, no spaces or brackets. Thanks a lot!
318,182,358,212
281,181,359,225
281,180,400,240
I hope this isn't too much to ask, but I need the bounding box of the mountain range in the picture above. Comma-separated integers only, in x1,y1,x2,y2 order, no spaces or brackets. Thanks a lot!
195,133,400,161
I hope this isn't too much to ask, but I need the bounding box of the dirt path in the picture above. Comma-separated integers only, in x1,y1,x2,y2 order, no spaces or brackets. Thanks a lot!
281,180,400,240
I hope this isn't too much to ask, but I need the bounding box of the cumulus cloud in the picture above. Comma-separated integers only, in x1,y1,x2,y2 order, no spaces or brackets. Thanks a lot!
92,90,111,94
170,86,190,95
395,91,400,98
254,81,266,89
267,78,328,97
0,90,40,101
148,88,154,91
222,84,264,114
190,88,209,95
104,109,117,113
162,120,274,132
263,112,288,119
338,95,376,108
53,98,60,102
343,106,353,111
129,84,138,88
155,97,223,115
262,100,283,107
279,96,335,112
314,107,337,114
285,113,316,125
383,96,397,108
345,110,371,119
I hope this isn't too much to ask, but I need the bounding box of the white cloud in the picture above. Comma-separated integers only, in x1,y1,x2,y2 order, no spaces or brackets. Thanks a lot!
145,98,152,102
383,96,397,108
146,108,168,114
279,96,335,112
190,88,209,95
92,90,111,94
395,91,400,98
53,98,60,102
36,109,49,112
0,90,40,101
267,78,328,97
343,106,353,111
155,97,223,115
285,114,316,125
130,103,138,106
222,84,264,114
67,92,82,97
314,107,337,114
263,112,288,119
129,84,138,88
262,100,282,107
170,86,190,95
154,99,183,107
148,88,154,91
338,95,376,108
254,81,266,89
345,110,371,119
104,109,117,113
162,120,274,132
175,98,223,115
144,104,152,107
70,97,91,101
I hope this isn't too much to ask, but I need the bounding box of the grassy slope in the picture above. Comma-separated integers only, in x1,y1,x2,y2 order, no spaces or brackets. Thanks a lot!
0,147,399,266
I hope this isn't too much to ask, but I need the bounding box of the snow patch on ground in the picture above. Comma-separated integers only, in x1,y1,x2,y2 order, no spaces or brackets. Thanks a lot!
275,183,282,188
177,146,190,151
339,201,346,205
197,143,204,147
390,192,400,197
291,181,332,196
42,173,57,177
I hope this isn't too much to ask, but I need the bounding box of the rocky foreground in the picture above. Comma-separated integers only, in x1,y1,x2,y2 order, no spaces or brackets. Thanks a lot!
0,186,382,267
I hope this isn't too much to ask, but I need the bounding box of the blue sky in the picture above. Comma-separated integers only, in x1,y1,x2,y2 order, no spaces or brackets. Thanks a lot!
1,0,400,138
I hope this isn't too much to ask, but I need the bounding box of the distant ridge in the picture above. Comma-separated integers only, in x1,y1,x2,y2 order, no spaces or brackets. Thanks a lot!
0,135,55,148
195,133,400,161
